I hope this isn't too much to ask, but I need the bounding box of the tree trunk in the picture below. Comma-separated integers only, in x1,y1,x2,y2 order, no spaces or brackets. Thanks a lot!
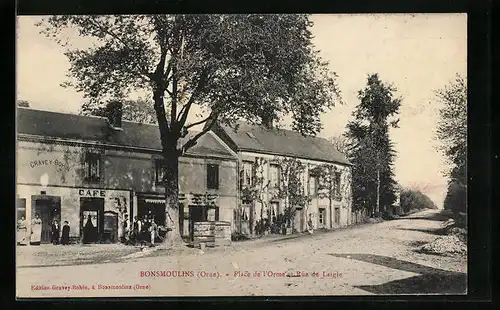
376,169,380,216
162,151,184,248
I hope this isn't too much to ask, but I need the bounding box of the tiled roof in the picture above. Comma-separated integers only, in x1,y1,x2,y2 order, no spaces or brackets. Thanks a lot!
16,107,235,159
218,121,351,165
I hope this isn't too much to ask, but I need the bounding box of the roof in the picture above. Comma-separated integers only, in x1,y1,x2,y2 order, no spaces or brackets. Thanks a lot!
16,107,235,160
217,121,351,165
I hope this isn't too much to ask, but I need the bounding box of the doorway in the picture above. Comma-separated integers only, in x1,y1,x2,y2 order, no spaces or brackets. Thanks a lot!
294,207,305,233
80,197,104,243
334,207,340,226
137,199,166,226
32,196,61,244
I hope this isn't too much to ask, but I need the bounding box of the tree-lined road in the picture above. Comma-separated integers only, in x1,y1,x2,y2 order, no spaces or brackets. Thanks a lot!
17,210,466,297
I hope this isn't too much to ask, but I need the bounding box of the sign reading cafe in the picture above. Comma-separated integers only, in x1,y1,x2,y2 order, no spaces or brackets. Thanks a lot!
78,189,106,197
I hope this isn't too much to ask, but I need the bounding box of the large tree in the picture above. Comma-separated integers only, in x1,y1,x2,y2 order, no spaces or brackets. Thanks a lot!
435,74,467,216
38,15,341,246
345,74,401,216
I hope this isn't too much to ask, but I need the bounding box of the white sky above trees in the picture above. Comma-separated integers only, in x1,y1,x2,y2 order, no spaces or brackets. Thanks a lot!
16,14,467,208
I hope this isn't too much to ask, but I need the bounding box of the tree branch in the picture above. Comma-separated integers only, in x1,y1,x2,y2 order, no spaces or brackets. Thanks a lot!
86,18,152,79
179,111,219,154
184,114,213,130
176,68,210,126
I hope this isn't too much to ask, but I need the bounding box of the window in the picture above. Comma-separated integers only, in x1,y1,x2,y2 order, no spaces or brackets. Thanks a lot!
334,172,342,196
269,164,280,189
241,161,253,187
319,208,325,225
155,159,165,184
84,152,101,182
207,164,219,190
309,175,318,196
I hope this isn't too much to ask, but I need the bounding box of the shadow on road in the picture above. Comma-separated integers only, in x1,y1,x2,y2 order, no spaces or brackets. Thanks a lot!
396,227,447,236
328,253,466,294
402,210,453,222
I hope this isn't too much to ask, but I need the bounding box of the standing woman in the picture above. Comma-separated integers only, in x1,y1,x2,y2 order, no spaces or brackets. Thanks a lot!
30,214,42,245
17,216,27,246
51,220,60,245
60,221,70,245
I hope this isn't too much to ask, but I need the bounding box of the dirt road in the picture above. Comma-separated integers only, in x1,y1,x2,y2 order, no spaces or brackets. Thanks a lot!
16,209,467,297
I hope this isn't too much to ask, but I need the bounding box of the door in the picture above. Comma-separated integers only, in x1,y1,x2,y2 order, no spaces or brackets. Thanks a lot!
32,196,61,244
80,197,105,243
103,211,118,243
294,208,305,233
334,207,340,226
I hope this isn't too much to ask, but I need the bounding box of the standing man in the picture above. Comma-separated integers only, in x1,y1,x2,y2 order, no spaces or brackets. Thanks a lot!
122,214,130,244
51,220,60,245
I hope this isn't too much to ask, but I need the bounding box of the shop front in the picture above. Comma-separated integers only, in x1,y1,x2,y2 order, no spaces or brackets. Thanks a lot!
16,184,131,245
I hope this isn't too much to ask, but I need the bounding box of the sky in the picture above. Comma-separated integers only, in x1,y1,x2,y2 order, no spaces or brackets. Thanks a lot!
16,14,467,208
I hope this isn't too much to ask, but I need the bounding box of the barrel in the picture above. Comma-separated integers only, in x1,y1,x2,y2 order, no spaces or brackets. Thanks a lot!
193,222,215,248
215,221,232,246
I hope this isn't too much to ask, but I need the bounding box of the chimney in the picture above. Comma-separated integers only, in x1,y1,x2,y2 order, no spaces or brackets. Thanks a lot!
106,101,123,130
261,114,273,130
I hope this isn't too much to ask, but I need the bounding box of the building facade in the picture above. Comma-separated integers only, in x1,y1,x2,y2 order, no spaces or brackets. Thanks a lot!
16,106,238,245
209,121,353,236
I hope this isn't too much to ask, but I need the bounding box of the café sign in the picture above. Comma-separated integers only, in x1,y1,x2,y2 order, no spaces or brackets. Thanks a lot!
78,189,106,197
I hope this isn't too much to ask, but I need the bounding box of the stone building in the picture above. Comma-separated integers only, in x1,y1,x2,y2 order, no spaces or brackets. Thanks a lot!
209,120,353,236
16,105,238,244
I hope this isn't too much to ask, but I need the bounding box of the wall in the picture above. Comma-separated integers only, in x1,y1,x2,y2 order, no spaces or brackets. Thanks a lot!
17,138,239,233
16,184,130,239
236,151,352,233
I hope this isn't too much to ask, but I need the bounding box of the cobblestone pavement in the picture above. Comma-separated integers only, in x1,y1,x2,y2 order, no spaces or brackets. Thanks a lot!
16,209,467,297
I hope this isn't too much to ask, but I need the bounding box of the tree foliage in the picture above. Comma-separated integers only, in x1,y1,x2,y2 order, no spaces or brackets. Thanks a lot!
82,98,158,124
345,73,401,215
37,14,341,244
435,74,467,215
400,189,438,213
274,157,308,229
328,135,349,157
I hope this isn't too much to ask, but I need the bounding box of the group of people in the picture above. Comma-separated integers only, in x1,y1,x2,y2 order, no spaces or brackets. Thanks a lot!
16,214,71,246
120,213,164,247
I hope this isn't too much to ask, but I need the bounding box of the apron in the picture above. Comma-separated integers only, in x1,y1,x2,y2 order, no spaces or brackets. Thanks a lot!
17,220,28,245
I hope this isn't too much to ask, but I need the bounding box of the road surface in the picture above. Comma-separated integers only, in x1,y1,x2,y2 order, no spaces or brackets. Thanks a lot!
16,209,466,297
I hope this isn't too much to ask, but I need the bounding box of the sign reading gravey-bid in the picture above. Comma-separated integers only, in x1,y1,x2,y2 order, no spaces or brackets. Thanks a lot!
78,189,106,197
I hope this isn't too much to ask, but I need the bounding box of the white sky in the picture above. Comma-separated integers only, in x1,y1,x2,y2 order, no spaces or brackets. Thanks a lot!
16,14,467,208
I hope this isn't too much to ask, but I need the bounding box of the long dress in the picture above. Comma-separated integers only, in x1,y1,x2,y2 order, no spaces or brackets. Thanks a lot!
17,219,27,245
30,218,42,245
61,224,70,245
83,218,95,244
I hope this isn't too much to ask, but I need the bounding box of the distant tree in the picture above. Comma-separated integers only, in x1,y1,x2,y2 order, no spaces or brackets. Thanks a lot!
82,98,158,124
17,100,30,107
400,189,438,213
38,15,341,247
435,74,467,217
345,74,401,216
328,135,349,157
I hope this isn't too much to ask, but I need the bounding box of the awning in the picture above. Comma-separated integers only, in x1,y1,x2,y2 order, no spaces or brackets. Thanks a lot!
144,199,166,204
